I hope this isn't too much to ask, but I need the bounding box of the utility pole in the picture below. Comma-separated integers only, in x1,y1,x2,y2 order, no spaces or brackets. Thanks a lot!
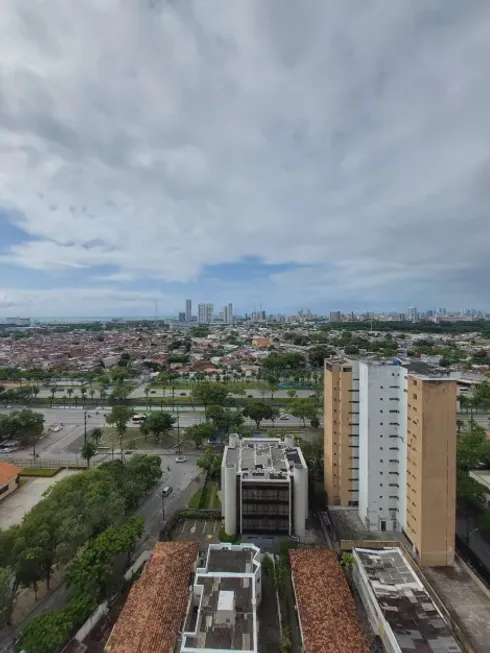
84,410,87,443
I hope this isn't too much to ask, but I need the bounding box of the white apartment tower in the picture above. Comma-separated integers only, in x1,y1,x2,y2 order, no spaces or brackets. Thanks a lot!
205,303,214,323
197,303,206,323
185,299,192,322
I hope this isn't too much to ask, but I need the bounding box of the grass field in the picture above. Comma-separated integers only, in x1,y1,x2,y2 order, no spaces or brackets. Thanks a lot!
188,481,221,510
98,426,184,450
20,468,61,477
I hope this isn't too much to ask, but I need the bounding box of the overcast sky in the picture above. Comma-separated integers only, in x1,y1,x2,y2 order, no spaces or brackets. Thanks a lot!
1,0,490,317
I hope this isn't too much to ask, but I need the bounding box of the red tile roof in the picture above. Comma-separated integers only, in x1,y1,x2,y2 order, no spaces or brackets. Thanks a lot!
105,541,199,653
289,549,369,653
0,462,22,487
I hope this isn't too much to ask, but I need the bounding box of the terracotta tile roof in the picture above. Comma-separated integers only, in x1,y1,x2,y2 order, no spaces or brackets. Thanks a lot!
0,462,22,487
289,549,369,653
105,541,199,653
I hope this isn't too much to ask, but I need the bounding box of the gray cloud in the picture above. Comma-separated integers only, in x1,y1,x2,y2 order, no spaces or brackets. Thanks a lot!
1,0,490,309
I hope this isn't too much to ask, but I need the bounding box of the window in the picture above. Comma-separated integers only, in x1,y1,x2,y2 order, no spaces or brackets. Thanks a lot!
413,393,418,399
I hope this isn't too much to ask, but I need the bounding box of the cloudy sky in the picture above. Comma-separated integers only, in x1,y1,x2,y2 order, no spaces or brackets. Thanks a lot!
1,0,490,317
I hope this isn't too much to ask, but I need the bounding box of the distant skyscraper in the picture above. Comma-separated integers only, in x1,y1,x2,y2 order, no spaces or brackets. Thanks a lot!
223,303,234,324
205,303,214,323
329,311,341,323
198,303,206,323
185,299,192,322
408,306,418,323
178,312,186,322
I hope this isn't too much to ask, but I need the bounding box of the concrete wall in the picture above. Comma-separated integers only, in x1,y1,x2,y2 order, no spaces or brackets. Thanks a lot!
0,477,18,502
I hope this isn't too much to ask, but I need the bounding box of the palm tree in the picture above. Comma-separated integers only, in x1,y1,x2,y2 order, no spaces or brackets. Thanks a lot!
89,388,95,402
50,387,56,407
32,386,40,401
81,387,87,402
67,388,74,403
80,440,97,468
144,386,151,409
91,427,103,445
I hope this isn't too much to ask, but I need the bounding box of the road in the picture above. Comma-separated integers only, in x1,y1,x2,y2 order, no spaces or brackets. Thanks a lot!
0,407,317,465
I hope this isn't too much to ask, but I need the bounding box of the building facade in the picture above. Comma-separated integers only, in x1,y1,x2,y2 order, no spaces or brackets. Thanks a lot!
324,358,457,566
206,303,214,323
198,303,206,323
221,435,308,538
185,299,192,322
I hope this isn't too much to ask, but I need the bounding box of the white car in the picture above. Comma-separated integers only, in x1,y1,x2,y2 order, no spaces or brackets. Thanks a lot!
175,456,187,463
279,414,289,420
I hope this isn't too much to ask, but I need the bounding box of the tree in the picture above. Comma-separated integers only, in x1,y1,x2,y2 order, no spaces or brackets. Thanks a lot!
191,382,230,410
266,377,279,399
144,385,151,408
0,567,15,627
206,406,244,435
242,402,274,429
186,422,215,449
8,409,44,459
310,415,320,428
287,389,297,399
50,387,56,407
289,398,318,428
196,446,222,479
143,411,177,442
105,405,134,457
80,440,97,468
91,427,103,445
308,345,333,368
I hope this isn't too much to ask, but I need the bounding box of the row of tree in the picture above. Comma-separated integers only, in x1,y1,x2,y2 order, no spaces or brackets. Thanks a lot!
19,517,144,653
0,455,161,629
0,408,44,450
456,420,490,534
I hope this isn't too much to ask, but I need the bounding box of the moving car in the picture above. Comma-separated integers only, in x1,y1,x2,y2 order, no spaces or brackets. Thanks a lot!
247,394,253,398
279,414,289,420
161,486,172,497
180,392,186,396
175,456,187,463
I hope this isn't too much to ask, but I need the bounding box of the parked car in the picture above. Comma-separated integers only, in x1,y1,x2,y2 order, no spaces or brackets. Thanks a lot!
150,390,156,394
161,486,172,497
175,456,187,463
180,392,186,396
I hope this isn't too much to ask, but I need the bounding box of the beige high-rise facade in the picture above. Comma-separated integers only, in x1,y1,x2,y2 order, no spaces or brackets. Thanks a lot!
324,358,457,567
405,376,457,566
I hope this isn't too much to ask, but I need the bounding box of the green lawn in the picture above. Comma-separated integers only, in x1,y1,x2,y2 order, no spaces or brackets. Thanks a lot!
20,468,61,477
98,426,182,450
188,481,221,510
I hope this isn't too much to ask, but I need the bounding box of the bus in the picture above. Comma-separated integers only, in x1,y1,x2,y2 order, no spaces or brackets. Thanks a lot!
132,414,146,424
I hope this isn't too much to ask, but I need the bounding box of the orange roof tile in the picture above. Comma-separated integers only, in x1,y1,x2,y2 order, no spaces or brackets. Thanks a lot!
105,541,199,653
0,462,22,487
289,549,369,653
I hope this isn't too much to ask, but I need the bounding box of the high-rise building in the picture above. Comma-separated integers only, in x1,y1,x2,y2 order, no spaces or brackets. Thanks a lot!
197,303,206,323
185,299,192,322
178,312,186,322
329,311,341,322
205,303,214,323
408,306,418,323
223,303,234,324
324,358,457,566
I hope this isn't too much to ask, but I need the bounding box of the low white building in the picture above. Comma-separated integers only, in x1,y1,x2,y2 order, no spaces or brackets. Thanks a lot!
352,547,461,653
180,544,261,653
221,435,308,538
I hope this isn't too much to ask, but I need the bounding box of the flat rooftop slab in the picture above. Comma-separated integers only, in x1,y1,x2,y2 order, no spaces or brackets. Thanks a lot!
423,559,490,653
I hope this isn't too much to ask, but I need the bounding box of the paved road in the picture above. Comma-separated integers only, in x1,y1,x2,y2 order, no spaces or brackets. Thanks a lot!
0,407,318,465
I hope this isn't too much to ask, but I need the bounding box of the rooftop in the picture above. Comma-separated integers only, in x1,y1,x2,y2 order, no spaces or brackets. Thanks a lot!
354,548,462,653
289,548,369,653
181,544,260,653
224,436,306,481
0,461,22,486
105,541,199,653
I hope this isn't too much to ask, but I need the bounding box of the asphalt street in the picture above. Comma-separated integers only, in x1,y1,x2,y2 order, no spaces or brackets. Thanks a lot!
129,385,314,399
0,407,315,465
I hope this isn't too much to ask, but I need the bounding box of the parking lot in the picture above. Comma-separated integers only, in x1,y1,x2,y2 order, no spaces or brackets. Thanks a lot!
173,518,221,545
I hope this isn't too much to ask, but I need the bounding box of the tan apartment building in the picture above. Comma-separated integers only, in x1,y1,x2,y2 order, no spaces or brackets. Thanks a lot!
324,358,457,567
405,376,457,566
